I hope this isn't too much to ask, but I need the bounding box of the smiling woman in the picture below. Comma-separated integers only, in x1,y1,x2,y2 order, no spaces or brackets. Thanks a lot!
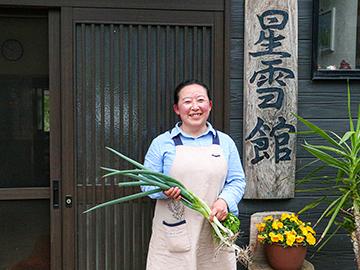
141,79,246,270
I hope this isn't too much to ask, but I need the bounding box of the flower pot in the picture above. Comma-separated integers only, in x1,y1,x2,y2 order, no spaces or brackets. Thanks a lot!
264,244,307,270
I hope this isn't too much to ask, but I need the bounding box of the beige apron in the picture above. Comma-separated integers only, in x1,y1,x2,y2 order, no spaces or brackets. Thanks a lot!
146,132,236,270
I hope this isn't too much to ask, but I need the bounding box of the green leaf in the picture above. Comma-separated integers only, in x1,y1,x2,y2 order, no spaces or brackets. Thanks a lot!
296,175,332,186
303,143,350,159
355,163,360,176
303,144,348,173
118,181,149,187
297,196,326,215
355,104,360,139
341,216,356,233
83,188,162,213
330,131,351,152
347,80,354,132
138,170,187,189
180,197,195,210
340,131,355,145
103,168,195,202
317,191,350,243
105,147,179,189
353,142,360,158
295,160,324,182
101,166,120,173
335,170,345,185
314,196,342,227
294,114,346,151
296,186,342,193
105,147,146,169
315,224,341,252
119,173,171,190
101,169,171,191
292,130,316,135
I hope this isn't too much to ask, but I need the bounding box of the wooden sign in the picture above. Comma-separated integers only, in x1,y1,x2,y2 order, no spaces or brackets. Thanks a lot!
243,0,298,199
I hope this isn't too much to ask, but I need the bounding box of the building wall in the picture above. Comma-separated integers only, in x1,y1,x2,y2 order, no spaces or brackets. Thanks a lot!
0,1,359,268
229,0,360,269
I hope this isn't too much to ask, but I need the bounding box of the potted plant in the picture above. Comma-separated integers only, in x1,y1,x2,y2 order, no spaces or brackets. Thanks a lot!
256,213,316,270
295,81,360,268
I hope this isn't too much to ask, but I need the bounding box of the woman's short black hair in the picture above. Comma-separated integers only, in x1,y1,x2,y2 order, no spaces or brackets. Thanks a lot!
173,79,211,105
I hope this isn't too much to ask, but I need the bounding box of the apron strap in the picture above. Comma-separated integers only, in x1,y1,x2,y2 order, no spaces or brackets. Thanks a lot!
171,130,220,145
172,134,183,146
213,131,220,145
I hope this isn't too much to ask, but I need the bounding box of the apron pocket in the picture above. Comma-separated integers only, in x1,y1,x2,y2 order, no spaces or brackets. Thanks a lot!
162,220,191,252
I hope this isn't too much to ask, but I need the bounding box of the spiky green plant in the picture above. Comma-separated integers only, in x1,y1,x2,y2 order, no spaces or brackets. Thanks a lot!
295,81,360,268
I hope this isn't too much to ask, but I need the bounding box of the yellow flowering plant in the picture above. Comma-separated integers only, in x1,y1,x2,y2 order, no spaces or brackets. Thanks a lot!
256,213,316,247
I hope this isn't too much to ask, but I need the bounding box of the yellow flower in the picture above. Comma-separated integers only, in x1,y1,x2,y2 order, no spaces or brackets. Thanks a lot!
256,223,266,232
255,214,314,247
286,233,296,246
272,220,284,230
285,230,296,237
290,216,300,225
281,213,291,221
306,225,316,235
295,236,305,244
299,225,308,236
306,233,316,245
269,232,284,243
263,215,273,222
258,234,267,242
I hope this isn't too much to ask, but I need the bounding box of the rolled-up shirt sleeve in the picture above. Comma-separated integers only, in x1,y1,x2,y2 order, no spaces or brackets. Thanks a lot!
218,139,246,216
141,138,167,200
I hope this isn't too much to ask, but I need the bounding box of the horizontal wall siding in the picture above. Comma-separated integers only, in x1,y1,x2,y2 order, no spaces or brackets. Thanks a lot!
230,0,359,269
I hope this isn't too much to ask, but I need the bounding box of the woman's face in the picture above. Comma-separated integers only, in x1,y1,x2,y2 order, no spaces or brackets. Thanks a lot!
173,84,212,132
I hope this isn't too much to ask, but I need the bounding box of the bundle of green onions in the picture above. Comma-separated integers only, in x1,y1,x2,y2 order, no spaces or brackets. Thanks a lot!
85,147,247,263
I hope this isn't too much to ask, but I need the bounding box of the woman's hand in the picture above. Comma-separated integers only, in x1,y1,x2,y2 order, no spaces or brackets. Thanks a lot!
209,198,228,222
164,186,182,201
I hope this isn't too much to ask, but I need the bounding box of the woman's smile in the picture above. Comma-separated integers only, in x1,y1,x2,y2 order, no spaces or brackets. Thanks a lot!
189,112,202,118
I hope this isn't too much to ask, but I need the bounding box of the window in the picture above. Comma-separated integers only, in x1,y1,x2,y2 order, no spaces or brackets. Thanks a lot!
313,0,360,79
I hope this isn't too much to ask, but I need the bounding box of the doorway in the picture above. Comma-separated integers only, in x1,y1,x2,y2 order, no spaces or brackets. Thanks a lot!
0,9,60,270
61,7,225,269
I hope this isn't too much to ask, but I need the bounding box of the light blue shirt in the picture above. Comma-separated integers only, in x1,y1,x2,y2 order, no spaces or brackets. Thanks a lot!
142,122,246,216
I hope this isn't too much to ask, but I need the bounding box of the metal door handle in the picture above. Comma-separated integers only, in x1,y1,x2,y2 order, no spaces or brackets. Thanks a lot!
53,180,60,209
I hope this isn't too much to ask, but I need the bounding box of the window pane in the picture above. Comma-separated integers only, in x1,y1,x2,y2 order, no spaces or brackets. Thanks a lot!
317,0,360,70
0,200,50,270
0,15,49,187
0,77,50,187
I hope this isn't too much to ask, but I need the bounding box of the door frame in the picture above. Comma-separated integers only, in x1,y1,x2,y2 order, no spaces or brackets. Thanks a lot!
60,5,230,268
49,8,63,270
0,8,62,270
60,7,229,269
60,7,76,269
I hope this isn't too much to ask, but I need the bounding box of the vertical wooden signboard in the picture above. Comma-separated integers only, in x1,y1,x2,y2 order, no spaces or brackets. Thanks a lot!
243,0,298,199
